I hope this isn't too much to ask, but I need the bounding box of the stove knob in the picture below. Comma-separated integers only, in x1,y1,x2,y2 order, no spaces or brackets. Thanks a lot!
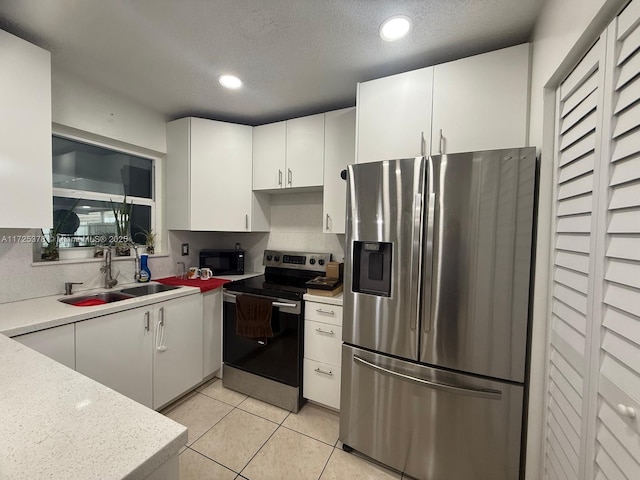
266,255,272,261
309,258,316,265
318,259,325,266
274,256,280,262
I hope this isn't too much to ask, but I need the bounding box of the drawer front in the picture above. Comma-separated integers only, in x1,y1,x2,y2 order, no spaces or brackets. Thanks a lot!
303,359,341,410
305,301,343,326
305,320,342,366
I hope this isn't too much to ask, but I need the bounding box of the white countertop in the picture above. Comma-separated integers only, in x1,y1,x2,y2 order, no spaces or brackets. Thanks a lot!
0,333,187,479
303,292,343,306
0,282,202,337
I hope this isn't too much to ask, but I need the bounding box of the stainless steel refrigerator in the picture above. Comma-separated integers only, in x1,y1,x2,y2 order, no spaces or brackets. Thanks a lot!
340,148,536,480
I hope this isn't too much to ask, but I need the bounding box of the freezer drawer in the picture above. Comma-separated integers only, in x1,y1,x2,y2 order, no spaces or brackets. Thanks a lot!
340,345,524,480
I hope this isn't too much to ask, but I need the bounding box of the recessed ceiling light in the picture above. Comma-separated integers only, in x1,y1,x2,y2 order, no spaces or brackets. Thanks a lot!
219,74,242,89
81,205,91,209
380,15,412,41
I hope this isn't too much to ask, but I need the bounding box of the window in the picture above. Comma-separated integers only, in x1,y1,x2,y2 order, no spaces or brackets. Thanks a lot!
41,135,157,261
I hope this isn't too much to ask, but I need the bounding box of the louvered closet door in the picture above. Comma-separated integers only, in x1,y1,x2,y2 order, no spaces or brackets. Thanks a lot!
546,40,605,480
594,2,640,478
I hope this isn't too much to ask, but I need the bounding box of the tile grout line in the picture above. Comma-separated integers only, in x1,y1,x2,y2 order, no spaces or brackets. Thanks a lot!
182,445,239,476
236,420,282,478
278,423,339,448
316,445,337,480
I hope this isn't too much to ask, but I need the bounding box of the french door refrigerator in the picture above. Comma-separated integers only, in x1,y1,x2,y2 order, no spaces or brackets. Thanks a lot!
340,148,537,480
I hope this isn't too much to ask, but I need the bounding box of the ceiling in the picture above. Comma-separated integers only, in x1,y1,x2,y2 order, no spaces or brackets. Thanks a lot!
0,0,544,126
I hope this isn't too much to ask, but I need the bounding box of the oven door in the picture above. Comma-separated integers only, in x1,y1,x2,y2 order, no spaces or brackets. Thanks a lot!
223,291,303,387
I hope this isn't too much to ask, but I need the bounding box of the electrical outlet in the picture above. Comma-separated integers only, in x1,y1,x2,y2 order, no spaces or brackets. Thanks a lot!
181,243,189,256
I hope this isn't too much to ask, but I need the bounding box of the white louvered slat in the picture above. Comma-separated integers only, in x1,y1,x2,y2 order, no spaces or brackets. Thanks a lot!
615,47,640,91
604,282,640,318
558,173,595,200
557,194,594,216
595,447,628,480
604,259,640,289
550,364,583,418
551,348,585,394
598,401,640,464
562,72,599,118
559,150,595,180
561,86,598,134
603,305,640,345
548,411,581,479
556,233,591,254
550,380,582,439
606,235,640,261
613,74,640,114
560,136,596,168
611,96,640,137
608,210,640,233
554,267,590,297
557,214,592,234
596,424,640,478
609,181,640,208
560,111,597,150
561,43,600,101
610,154,640,186
618,0,640,41
618,20,640,64
610,127,640,161
601,354,640,407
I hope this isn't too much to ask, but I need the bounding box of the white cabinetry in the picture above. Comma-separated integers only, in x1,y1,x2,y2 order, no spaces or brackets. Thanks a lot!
253,121,286,190
202,288,223,379
0,29,52,228
323,108,355,234
167,117,269,232
303,300,343,410
76,294,204,410
76,307,154,408
13,324,75,370
153,294,203,409
356,67,433,163
253,114,325,190
431,44,530,154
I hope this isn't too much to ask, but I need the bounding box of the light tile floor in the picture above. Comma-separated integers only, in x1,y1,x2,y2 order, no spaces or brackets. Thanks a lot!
162,378,413,480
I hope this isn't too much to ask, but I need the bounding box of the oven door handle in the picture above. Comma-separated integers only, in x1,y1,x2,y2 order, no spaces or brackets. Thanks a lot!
223,292,297,309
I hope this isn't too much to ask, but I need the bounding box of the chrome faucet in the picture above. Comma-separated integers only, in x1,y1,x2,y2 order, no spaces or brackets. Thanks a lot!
100,247,119,289
133,244,141,281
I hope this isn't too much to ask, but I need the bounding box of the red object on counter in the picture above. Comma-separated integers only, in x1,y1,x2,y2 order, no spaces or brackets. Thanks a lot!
73,298,108,307
155,276,230,293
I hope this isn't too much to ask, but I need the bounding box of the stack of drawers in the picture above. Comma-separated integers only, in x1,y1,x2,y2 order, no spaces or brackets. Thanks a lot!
303,300,343,410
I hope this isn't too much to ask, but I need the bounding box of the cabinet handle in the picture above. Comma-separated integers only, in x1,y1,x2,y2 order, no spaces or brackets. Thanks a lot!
314,367,333,376
316,308,335,315
315,327,335,335
278,169,283,186
288,168,292,186
245,214,249,230
420,131,425,156
325,213,330,231
156,307,167,352
438,129,444,154
144,311,150,331
617,404,637,418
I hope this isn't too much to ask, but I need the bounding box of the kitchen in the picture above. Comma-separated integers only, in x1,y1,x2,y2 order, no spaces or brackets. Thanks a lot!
0,0,638,479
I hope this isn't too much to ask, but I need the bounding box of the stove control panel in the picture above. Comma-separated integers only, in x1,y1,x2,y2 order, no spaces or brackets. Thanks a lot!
263,250,332,271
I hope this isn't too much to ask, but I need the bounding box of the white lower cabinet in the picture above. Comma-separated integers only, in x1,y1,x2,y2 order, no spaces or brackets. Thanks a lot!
76,294,203,410
303,300,343,410
13,323,75,370
202,288,223,379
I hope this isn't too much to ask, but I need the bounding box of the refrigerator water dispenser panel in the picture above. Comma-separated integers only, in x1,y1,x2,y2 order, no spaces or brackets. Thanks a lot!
352,241,392,297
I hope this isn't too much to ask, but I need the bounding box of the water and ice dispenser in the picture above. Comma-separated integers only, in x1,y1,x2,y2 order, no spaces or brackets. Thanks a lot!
352,241,392,297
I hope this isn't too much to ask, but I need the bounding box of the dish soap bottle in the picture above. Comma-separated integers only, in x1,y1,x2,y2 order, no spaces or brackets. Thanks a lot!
139,253,151,283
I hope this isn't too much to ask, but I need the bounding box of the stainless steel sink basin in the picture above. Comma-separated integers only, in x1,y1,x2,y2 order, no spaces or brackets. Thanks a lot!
59,292,135,306
119,284,181,296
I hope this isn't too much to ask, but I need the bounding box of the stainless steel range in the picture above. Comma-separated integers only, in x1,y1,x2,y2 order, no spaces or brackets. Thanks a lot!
222,249,332,412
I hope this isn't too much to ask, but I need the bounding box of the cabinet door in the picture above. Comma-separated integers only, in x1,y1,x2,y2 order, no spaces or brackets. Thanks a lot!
286,113,325,188
13,324,75,370
356,67,433,163
202,288,223,379
253,122,286,190
323,108,355,234
76,308,153,408
0,30,52,228
431,44,530,155
190,118,253,231
153,294,204,409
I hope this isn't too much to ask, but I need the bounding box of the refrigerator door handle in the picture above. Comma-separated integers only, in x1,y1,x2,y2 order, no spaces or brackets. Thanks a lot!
353,355,502,400
409,192,423,331
423,156,436,333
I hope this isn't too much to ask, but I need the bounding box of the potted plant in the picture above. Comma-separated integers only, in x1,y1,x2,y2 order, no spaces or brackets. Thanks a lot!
135,228,156,254
110,196,133,256
41,201,80,261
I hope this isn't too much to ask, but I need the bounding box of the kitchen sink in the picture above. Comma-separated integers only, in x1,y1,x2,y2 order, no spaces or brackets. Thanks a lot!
59,292,135,306
119,284,181,296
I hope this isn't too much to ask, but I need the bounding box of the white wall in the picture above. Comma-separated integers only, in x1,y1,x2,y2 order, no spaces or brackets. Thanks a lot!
526,1,626,479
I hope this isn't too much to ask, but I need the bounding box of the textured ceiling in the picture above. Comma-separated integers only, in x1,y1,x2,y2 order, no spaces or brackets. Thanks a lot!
0,0,544,125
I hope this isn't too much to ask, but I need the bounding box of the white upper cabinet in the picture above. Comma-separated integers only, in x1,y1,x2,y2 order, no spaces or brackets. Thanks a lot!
431,44,530,154
356,67,433,163
253,114,325,190
167,117,269,232
253,121,286,190
0,29,52,228
286,113,325,188
323,108,355,234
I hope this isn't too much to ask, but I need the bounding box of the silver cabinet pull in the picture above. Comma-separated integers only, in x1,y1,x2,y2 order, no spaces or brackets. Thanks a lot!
287,168,292,186
316,308,335,315
438,129,444,154
315,367,333,376
315,327,335,335
325,213,330,231
144,311,150,332
272,301,297,308
278,169,283,186
353,355,502,400
245,214,249,230
420,131,425,156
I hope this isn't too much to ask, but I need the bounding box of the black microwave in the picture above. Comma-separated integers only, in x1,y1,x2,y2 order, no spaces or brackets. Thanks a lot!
199,249,245,275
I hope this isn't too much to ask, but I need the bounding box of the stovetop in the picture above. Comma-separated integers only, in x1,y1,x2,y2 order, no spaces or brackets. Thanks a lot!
223,249,331,301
